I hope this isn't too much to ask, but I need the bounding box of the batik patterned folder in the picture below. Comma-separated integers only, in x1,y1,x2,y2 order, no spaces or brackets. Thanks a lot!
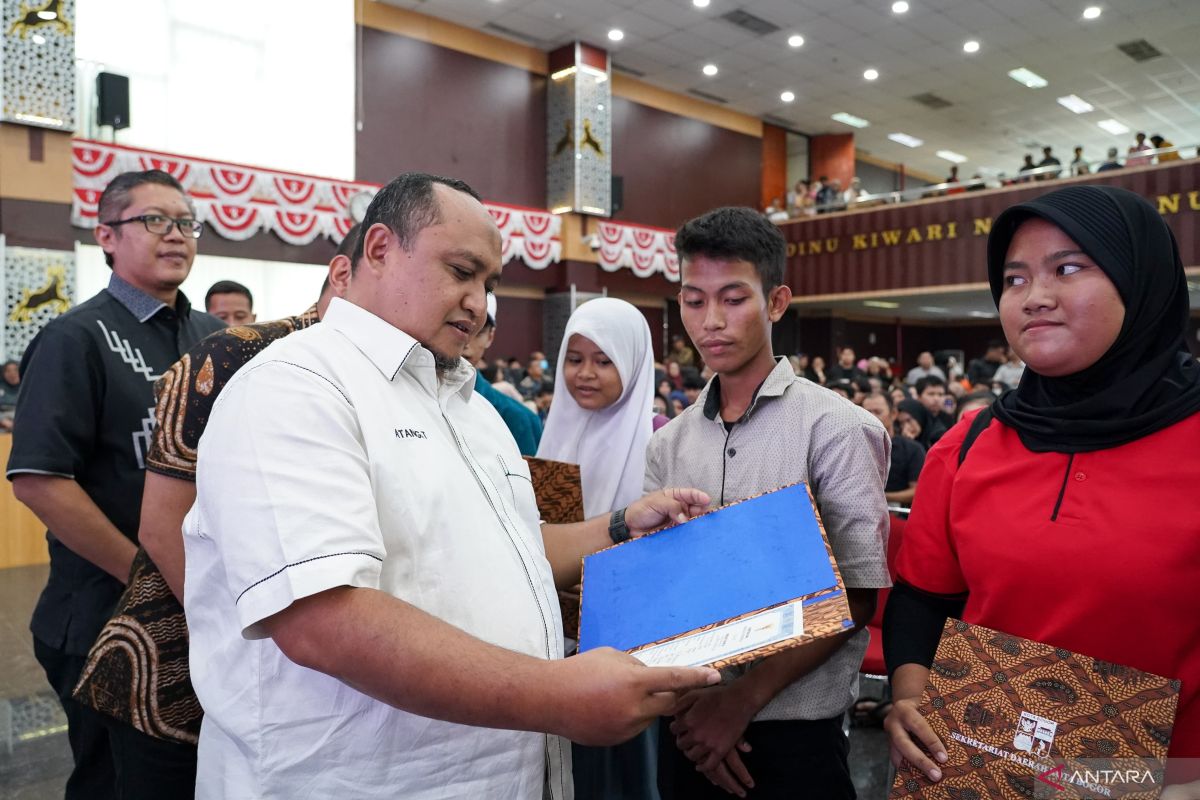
577,482,853,670
523,456,585,638
891,620,1179,800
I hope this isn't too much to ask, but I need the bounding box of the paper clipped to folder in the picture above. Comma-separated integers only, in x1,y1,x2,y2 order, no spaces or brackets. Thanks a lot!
578,483,854,670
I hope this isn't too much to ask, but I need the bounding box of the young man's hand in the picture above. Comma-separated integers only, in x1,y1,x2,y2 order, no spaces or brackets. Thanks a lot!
670,684,758,797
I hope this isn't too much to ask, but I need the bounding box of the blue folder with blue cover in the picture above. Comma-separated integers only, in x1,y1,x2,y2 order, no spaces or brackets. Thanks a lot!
578,482,854,669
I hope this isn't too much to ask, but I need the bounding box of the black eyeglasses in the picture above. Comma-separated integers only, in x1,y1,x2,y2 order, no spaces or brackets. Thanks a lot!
102,214,204,239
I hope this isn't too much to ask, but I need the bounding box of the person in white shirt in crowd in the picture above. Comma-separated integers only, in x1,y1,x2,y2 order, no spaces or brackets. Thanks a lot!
182,172,719,800
904,351,945,386
991,348,1026,390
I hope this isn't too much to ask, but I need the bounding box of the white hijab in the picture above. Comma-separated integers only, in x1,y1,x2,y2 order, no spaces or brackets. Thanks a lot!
537,298,655,518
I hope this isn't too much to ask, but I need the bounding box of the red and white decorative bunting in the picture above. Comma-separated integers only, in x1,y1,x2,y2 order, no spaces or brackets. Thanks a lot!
596,221,679,282
70,140,561,270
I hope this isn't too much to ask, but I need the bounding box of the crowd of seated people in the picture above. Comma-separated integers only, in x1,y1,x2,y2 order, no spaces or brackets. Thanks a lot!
765,131,1195,218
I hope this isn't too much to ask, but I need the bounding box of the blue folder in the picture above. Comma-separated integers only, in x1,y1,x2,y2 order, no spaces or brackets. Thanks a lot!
578,483,844,656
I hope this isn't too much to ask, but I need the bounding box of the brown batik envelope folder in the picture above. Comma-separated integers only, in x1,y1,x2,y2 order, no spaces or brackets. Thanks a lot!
892,619,1179,800
577,482,853,671
523,456,585,637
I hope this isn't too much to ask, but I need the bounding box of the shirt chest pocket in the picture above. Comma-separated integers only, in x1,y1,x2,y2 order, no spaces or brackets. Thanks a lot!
489,453,543,535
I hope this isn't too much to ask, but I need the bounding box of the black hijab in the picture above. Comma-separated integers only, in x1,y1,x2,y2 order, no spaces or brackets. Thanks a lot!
897,399,934,450
986,185,1200,453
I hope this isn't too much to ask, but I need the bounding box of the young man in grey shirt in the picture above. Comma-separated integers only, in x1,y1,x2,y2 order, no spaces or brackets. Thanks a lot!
645,207,891,799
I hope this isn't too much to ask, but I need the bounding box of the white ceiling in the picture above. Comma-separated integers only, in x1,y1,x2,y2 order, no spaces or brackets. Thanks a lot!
379,0,1200,179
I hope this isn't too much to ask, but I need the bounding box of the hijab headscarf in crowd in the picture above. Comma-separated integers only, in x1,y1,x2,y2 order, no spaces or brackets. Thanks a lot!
897,399,934,450
537,298,656,518
986,185,1200,453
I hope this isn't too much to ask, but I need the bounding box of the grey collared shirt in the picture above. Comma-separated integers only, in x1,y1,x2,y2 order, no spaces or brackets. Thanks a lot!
645,356,891,721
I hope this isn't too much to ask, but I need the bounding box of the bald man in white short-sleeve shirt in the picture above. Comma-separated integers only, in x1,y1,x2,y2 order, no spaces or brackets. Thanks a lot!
183,174,718,800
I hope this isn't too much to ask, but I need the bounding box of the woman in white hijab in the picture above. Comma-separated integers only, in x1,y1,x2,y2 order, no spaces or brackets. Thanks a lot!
537,297,659,800
538,297,656,519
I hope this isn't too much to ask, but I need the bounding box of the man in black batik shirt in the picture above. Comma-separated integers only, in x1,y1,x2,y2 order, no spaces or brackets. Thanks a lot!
7,170,222,800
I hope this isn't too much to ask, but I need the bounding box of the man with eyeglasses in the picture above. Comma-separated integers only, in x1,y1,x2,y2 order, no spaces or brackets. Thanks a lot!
7,169,222,799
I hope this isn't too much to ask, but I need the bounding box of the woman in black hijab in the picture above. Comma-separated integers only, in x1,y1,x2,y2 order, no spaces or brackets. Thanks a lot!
881,186,1200,792
896,398,934,450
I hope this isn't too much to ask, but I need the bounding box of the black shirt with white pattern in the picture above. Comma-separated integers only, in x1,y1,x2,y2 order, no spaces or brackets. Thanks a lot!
7,273,222,655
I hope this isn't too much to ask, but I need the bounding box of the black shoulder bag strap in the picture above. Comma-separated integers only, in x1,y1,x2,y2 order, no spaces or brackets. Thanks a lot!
957,406,995,468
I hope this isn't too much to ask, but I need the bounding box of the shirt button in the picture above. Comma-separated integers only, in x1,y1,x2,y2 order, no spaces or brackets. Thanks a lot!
727,448,736,457
1074,472,1086,481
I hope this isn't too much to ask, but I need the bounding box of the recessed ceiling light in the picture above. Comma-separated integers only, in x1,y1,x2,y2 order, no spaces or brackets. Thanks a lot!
864,300,901,309
968,310,996,319
693,0,711,6
892,1,909,13
937,149,968,163
918,306,950,313
607,28,624,41
1056,94,1094,114
32,33,46,44
888,132,924,148
831,111,869,128
787,33,805,47
1007,67,1048,88
36,9,56,19
863,68,879,80
1097,118,1129,135
1082,6,1101,19
780,90,795,103
702,63,718,76
963,40,980,53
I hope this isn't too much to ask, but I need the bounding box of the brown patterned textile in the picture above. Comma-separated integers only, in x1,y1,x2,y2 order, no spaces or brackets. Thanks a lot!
72,308,319,744
523,456,585,640
892,619,1179,800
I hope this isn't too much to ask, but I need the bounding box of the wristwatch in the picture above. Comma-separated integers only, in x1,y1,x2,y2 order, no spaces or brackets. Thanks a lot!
608,507,631,544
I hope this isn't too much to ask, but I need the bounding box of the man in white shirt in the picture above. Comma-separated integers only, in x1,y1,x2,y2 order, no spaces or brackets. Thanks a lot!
903,351,946,386
183,173,718,799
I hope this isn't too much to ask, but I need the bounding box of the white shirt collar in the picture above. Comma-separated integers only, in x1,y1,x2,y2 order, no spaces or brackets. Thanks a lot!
322,297,475,400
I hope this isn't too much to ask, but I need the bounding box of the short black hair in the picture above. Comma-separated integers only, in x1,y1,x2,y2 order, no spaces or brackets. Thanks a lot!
205,280,253,311
674,206,786,295
915,375,947,395
865,391,894,411
987,338,1007,351
683,374,706,391
537,381,554,397
351,173,481,274
98,170,192,268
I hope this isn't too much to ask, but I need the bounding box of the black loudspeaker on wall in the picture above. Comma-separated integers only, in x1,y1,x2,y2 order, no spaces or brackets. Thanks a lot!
611,175,624,215
96,72,130,130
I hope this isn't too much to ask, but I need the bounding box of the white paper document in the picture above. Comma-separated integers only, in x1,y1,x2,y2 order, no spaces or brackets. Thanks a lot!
630,601,805,668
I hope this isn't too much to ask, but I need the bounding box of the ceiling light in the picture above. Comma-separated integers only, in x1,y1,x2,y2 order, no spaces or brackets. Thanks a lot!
607,28,624,41
918,306,950,313
693,0,711,7
937,149,967,163
1082,6,1101,19
864,300,901,309
1056,94,1094,114
888,132,924,148
892,1,909,13
963,40,980,53
32,33,46,44
1097,118,1129,135
863,68,879,80
831,112,869,128
702,63,718,76
968,310,996,319
780,90,795,103
787,34,804,47
36,9,56,19
1007,67,1048,88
